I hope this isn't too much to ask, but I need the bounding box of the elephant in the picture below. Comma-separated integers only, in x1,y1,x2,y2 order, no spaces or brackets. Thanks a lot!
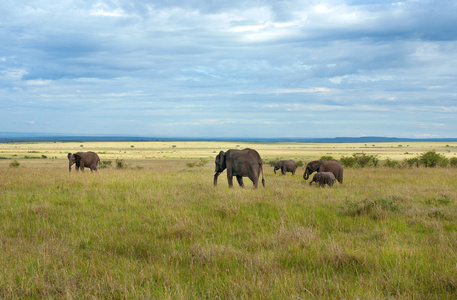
274,160,298,175
68,151,100,172
303,160,343,183
309,172,336,187
214,148,265,189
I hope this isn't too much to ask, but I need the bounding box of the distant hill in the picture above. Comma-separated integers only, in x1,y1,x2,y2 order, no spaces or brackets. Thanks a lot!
0,132,456,143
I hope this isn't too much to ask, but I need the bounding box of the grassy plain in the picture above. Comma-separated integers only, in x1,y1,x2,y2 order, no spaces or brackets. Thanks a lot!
0,141,456,298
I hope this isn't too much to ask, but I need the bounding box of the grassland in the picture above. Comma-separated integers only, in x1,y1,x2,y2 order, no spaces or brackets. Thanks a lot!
0,141,456,298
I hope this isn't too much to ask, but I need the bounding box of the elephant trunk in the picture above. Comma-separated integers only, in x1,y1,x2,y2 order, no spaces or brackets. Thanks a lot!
274,167,277,174
214,172,221,186
304,170,310,180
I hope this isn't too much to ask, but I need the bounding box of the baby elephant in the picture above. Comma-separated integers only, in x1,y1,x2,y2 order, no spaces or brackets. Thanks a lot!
310,172,336,187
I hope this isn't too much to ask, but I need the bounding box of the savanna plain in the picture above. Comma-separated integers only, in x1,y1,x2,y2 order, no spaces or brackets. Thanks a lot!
0,141,456,299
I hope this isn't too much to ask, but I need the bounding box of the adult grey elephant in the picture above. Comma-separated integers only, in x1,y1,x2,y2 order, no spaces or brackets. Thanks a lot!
309,172,336,187
303,160,343,183
68,151,100,172
274,160,297,175
214,148,265,189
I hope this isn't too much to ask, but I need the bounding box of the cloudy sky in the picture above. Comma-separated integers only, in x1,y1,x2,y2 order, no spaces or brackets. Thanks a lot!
1,0,456,139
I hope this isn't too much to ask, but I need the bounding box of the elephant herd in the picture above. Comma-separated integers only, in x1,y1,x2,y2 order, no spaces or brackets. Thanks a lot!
213,148,343,189
68,148,343,189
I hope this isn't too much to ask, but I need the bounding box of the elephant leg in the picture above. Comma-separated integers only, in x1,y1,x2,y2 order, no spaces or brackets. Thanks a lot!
227,175,234,188
249,174,260,189
281,167,286,175
236,176,244,188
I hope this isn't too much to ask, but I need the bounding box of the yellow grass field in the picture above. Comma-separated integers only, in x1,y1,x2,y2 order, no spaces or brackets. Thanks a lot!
1,141,456,298
1,141,456,168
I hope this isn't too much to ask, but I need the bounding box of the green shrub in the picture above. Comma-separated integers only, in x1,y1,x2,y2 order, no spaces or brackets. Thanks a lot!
100,160,112,169
450,157,457,167
197,158,208,167
419,151,448,167
187,158,208,168
320,156,333,161
116,159,127,169
340,155,356,168
340,153,379,168
9,160,20,168
384,158,399,168
354,153,379,167
403,157,420,168
296,160,303,167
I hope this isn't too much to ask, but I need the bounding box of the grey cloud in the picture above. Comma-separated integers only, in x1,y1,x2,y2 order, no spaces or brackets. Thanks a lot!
1,0,456,138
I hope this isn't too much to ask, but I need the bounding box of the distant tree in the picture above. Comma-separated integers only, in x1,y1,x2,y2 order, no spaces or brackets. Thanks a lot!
418,151,448,167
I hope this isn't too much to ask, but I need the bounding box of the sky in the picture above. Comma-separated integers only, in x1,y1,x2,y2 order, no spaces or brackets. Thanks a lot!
1,0,457,139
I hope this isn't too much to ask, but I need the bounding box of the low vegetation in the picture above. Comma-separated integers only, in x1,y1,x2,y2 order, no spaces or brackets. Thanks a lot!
0,142,456,298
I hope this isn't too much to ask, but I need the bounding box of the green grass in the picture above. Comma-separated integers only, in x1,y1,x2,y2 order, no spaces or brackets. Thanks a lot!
0,142,457,298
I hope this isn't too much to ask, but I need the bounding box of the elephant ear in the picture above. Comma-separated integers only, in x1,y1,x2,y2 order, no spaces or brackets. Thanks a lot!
314,160,323,171
68,153,72,159
74,153,82,163
217,151,225,165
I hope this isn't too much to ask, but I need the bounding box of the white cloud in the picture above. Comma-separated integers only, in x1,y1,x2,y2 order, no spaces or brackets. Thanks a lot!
26,79,52,86
90,3,126,17
420,123,445,128
1,69,28,81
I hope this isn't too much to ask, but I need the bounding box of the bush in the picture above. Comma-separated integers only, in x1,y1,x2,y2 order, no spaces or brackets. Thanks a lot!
419,151,448,167
340,153,379,168
9,160,20,168
355,153,379,167
340,156,357,168
450,157,457,167
320,156,333,161
296,160,304,167
384,158,399,168
187,158,208,168
100,160,112,169
403,157,420,168
116,159,127,169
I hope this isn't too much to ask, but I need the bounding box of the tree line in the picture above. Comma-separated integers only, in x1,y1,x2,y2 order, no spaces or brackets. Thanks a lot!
338,151,457,168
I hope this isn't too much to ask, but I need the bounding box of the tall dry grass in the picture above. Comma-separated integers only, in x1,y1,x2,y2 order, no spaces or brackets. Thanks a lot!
0,160,456,298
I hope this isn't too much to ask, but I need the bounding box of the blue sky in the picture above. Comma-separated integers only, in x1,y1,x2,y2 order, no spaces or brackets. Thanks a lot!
1,0,456,139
